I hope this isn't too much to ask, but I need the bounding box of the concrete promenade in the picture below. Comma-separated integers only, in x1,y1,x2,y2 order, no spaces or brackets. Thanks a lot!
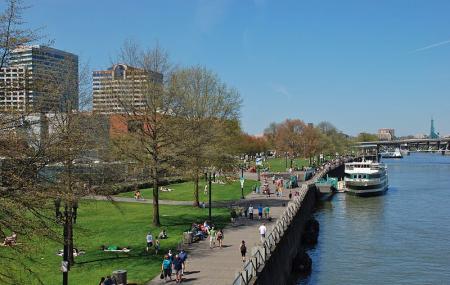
147,172,295,285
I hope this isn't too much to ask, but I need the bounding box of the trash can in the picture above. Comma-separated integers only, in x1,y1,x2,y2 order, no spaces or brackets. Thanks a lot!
183,232,193,244
112,270,127,285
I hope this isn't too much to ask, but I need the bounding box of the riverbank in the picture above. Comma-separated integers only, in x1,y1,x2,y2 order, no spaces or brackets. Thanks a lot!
299,154,450,284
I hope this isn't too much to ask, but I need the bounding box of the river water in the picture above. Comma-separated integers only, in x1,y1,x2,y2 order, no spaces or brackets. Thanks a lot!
299,153,450,285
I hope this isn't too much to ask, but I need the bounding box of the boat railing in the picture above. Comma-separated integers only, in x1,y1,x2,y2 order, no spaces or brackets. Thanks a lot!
345,177,382,183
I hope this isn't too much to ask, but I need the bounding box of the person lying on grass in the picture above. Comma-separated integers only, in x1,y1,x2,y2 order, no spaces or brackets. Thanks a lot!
2,232,17,246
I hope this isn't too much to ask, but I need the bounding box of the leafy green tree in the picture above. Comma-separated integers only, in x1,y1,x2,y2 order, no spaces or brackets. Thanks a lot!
171,66,241,206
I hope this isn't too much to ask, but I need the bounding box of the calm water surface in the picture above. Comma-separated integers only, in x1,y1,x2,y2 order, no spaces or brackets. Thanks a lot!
299,153,450,285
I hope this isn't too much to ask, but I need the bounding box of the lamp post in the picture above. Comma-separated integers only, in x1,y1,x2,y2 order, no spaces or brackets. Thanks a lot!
257,165,260,181
285,152,288,169
208,172,212,223
56,200,77,285
204,170,213,223
240,164,245,199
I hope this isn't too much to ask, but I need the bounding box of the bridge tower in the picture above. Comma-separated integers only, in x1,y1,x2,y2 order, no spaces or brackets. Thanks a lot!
430,118,439,139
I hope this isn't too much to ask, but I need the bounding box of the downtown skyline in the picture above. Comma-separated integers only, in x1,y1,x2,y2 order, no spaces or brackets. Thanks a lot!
22,0,450,136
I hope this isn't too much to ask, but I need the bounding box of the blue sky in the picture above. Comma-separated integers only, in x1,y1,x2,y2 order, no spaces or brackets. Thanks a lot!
24,0,450,136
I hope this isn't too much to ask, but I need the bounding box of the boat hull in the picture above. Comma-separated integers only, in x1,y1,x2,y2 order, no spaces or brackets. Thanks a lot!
346,185,388,197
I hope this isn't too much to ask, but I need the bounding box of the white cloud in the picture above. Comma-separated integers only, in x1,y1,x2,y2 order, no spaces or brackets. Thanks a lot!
412,39,450,53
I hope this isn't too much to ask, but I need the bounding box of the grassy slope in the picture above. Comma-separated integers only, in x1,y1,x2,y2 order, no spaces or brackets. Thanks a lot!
117,180,258,202
5,201,229,285
264,157,310,172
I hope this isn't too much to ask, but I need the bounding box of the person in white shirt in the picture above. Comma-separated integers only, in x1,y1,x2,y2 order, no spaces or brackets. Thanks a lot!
248,205,254,220
258,223,267,243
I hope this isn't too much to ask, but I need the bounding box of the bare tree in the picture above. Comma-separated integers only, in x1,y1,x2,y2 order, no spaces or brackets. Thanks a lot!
0,0,39,68
0,1,53,283
171,66,241,206
111,42,179,226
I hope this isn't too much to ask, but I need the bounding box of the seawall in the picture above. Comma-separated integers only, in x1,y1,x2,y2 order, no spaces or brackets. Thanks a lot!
253,183,317,285
238,159,351,285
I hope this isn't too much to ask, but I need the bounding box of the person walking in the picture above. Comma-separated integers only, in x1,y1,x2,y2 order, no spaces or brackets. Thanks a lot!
217,229,224,248
208,227,217,249
240,240,247,262
179,249,188,275
257,205,263,220
146,232,153,252
173,254,183,283
168,249,174,276
259,223,267,243
161,255,172,282
264,206,270,219
248,205,254,220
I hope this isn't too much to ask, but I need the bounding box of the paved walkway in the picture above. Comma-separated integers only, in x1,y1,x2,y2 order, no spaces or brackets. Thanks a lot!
87,195,269,208
146,172,296,285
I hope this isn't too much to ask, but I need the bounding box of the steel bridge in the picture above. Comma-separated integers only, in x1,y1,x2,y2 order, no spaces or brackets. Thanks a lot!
355,138,450,155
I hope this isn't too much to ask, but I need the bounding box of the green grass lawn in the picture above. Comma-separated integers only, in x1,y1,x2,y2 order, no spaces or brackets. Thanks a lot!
117,180,258,202
3,201,230,285
265,157,310,172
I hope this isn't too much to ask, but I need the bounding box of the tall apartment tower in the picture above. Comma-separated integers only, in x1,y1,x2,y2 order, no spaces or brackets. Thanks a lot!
92,64,163,114
0,45,79,112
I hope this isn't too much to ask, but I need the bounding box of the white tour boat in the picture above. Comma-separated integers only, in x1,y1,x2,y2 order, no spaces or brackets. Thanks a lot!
344,160,388,196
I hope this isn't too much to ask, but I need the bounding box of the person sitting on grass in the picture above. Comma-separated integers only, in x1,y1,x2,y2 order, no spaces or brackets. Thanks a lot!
134,190,143,200
158,229,168,239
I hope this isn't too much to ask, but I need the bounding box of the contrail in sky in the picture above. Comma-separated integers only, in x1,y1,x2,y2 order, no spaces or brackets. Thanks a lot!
413,39,450,52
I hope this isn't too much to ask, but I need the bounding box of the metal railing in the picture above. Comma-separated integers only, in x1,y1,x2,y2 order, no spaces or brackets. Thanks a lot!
232,158,349,285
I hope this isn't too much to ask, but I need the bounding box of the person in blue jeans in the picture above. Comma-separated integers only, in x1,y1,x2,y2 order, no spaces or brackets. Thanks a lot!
178,249,188,275
258,205,263,220
173,254,183,283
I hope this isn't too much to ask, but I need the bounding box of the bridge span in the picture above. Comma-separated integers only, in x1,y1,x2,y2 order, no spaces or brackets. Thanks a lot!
356,138,450,153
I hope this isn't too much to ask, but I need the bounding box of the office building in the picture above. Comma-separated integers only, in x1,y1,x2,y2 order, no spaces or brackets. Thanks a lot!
0,45,78,112
92,64,162,114
378,128,395,141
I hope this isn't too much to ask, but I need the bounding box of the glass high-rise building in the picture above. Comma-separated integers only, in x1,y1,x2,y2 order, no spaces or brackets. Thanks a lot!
0,45,78,112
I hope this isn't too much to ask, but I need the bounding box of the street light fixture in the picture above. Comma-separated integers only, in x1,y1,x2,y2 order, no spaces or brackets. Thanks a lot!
55,197,79,285
240,163,245,199
285,152,288,169
204,168,214,223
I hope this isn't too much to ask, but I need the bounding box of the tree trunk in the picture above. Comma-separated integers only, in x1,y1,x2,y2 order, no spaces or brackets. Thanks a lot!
152,165,161,226
68,212,74,265
193,171,200,207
